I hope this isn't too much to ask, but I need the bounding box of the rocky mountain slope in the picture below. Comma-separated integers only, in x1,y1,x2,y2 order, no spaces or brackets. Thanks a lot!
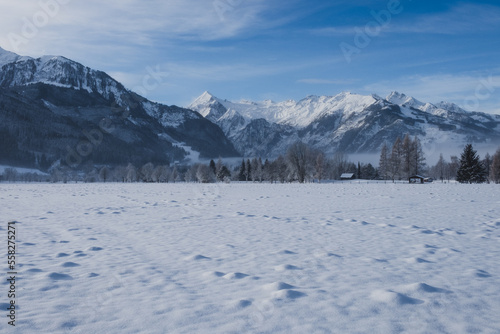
0,47,238,170
189,91,500,158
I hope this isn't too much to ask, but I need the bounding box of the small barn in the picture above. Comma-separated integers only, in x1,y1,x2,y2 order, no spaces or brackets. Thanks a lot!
409,175,425,184
340,173,355,180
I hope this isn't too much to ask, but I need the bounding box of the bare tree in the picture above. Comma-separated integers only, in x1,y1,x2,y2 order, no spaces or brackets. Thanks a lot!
314,151,326,183
196,164,215,183
286,141,311,183
390,137,403,181
141,162,155,182
489,149,500,183
99,166,110,182
126,163,137,182
378,142,390,180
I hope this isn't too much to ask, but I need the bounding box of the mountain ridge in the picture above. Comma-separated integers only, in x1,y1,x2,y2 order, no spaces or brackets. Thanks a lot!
0,47,239,170
188,91,500,158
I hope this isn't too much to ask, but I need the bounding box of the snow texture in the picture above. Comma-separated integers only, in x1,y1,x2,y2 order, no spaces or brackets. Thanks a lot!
1,182,500,333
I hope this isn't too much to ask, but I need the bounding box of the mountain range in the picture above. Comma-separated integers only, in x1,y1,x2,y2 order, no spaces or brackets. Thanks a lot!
0,47,238,170
1,46,499,171
189,91,500,158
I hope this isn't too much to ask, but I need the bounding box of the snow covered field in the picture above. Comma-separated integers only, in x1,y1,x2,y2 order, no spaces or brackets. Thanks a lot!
1,182,500,333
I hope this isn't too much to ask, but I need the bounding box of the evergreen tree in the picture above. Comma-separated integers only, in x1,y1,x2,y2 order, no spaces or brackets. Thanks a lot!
217,165,231,182
246,159,252,182
361,163,377,180
209,159,217,176
238,160,247,181
456,144,486,183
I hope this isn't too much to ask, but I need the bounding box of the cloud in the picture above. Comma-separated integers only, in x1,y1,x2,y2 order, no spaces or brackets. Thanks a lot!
297,78,357,85
392,3,500,35
0,0,276,56
310,3,500,38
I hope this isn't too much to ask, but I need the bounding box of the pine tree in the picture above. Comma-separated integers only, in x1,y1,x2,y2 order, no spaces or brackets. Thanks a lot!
209,159,216,176
456,144,486,183
246,159,252,182
217,166,231,182
238,160,246,181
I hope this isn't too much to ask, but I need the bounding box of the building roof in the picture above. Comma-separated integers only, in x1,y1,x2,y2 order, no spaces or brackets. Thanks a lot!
341,173,355,179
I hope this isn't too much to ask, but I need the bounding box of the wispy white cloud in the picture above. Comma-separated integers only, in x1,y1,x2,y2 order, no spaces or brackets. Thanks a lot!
311,3,500,37
392,3,500,35
0,0,276,56
297,78,358,85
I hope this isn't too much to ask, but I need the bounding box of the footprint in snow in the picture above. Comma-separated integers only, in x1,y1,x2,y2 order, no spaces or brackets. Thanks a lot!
370,290,424,305
274,264,301,272
0,303,19,310
61,262,80,268
265,282,307,300
185,254,211,261
48,272,73,281
272,289,307,300
203,271,225,278
223,272,249,280
406,257,434,264
233,299,252,309
474,269,492,278
400,283,452,294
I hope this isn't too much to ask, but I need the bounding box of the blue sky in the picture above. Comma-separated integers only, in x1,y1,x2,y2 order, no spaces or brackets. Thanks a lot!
1,0,499,113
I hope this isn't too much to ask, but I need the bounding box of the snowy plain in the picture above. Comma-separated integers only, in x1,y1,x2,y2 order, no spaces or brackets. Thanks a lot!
1,182,500,333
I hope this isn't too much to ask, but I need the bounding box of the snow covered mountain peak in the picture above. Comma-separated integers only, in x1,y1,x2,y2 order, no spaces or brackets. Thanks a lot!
0,49,128,103
0,47,23,68
189,91,380,128
386,91,426,109
189,90,500,157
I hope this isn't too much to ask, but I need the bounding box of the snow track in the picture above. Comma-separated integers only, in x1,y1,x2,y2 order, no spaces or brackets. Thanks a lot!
1,183,499,333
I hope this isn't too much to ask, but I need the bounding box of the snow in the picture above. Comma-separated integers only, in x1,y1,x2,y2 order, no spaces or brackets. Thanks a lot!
0,47,21,68
0,165,47,175
1,182,500,333
189,92,379,128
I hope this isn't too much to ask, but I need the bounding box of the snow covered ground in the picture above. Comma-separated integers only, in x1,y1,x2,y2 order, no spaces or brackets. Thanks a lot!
1,182,499,333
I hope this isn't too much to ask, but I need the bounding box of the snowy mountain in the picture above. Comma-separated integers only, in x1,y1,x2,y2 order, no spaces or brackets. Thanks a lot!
0,47,238,169
189,91,500,158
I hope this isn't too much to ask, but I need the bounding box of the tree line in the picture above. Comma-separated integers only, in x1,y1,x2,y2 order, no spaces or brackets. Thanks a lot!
2,138,500,184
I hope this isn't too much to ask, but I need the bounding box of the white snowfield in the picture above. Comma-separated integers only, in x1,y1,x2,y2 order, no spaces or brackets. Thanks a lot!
1,183,500,333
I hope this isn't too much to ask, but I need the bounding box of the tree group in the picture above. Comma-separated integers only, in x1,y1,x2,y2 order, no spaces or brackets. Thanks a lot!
378,134,426,181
